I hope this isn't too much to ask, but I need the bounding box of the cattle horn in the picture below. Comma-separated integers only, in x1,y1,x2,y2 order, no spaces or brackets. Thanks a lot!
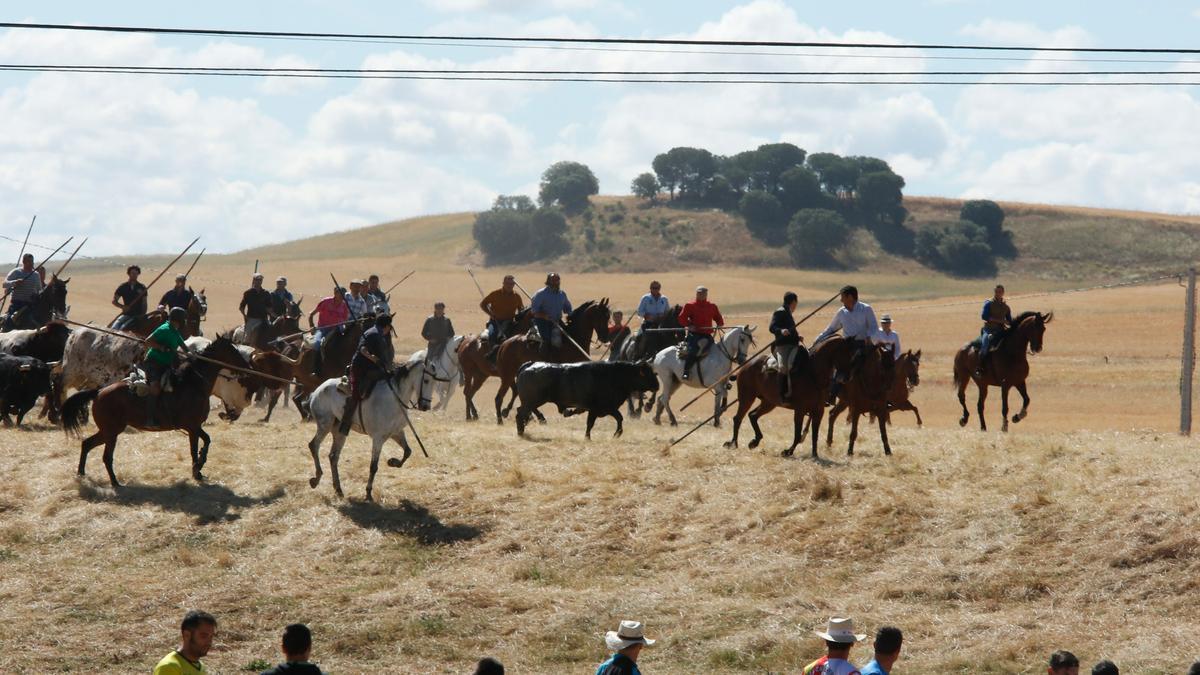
45,361,60,368
18,364,32,372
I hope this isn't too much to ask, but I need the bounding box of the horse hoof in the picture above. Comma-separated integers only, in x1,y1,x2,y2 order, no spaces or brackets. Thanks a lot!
193,472,205,482
722,441,735,449
884,449,893,456
958,418,968,428
1012,414,1023,423
712,420,721,428
780,449,792,457
748,439,760,449
669,420,678,427
309,476,320,489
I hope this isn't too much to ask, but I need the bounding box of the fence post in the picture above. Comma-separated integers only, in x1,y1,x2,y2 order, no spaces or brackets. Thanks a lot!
1182,267,1196,436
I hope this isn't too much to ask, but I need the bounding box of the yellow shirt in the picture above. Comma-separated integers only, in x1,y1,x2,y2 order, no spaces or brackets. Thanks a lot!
153,650,206,675
482,289,524,321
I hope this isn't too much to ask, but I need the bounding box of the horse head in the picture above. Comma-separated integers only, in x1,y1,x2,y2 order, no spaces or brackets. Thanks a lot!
1018,311,1052,354
904,349,922,389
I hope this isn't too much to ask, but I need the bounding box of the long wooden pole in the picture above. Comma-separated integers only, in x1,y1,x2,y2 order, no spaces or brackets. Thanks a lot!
383,270,415,296
0,235,72,314
181,248,205,280
108,236,199,326
678,292,840,413
52,237,88,278
1182,267,1196,436
15,215,35,264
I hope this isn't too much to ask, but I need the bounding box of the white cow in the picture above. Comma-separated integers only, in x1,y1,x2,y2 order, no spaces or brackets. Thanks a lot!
58,326,144,406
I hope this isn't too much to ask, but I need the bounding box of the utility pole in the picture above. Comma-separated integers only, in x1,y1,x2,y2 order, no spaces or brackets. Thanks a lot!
1182,267,1196,436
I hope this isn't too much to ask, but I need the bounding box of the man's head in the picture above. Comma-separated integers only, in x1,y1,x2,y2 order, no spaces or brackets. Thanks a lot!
612,310,624,325
881,314,893,333
872,626,903,669
252,273,264,288
281,623,312,662
375,314,393,333
814,617,865,658
783,291,798,312
474,657,505,675
168,307,187,327
179,610,216,660
20,253,33,271
368,274,380,290
350,279,363,295
174,274,187,290
695,285,708,302
546,272,561,289
649,280,662,298
334,285,346,296
1049,650,1080,675
276,276,287,289
605,620,655,663
995,284,1006,300
840,285,858,309
127,265,141,281
434,302,445,317
502,274,516,290
1091,660,1118,675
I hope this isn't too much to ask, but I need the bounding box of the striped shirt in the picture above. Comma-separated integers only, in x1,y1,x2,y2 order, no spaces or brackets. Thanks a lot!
3,267,42,303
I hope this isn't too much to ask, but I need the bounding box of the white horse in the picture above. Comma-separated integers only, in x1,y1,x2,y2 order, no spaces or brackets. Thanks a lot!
305,364,424,501
403,335,463,412
653,325,755,428
185,336,258,421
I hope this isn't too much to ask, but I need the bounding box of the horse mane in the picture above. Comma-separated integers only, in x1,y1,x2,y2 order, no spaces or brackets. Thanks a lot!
1002,311,1042,338
568,300,596,322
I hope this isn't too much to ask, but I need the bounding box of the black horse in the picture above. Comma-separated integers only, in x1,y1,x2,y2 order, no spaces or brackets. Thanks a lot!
2,275,69,332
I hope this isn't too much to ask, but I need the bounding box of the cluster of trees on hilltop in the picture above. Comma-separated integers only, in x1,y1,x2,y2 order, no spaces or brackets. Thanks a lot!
916,199,1016,276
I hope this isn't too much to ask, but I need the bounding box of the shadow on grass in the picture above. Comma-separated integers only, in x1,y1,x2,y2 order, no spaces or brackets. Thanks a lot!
78,479,285,524
339,499,484,545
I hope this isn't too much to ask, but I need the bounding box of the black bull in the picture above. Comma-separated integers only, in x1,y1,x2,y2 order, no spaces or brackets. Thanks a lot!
0,354,51,427
515,360,659,438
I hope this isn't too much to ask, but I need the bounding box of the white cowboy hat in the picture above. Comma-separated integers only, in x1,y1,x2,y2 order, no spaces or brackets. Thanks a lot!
605,620,656,651
880,314,893,324
812,617,866,644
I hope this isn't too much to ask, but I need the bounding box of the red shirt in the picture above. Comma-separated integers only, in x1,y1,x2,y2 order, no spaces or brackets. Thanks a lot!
314,296,349,328
679,300,724,335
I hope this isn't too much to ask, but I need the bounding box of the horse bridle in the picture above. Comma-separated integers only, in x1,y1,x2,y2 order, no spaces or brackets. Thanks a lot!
713,329,749,366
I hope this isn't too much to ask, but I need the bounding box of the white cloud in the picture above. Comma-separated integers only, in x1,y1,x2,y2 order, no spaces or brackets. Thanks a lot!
959,19,1091,48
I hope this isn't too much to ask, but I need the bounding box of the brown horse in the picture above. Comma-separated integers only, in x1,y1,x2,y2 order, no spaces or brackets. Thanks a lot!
493,299,611,424
290,319,368,417
457,308,533,421
185,288,206,338
953,311,1053,432
61,336,249,487
827,343,895,456
826,349,922,447
724,336,853,459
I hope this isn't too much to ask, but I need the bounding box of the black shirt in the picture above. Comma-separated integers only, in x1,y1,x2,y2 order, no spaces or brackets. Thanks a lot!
114,281,147,316
159,287,194,311
270,288,294,317
240,287,272,319
769,306,799,346
354,325,394,369
260,662,326,675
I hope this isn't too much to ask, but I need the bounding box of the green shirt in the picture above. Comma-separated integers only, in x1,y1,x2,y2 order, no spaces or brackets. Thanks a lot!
153,650,205,675
146,322,186,366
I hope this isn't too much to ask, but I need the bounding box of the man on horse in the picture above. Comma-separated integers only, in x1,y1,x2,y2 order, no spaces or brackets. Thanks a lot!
142,307,190,428
769,291,804,397
268,276,294,320
422,302,455,362
308,285,350,376
344,279,371,319
530,273,572,357
111,265,147,331
679,286,724,381
480,274,525,360
636,280,670,332
366,274,390,315
339,314,395,436
240,273,272,347
976,284,1012,376
159,274,194,312
876,314,901,361
813,285,879,400
2,253,43,331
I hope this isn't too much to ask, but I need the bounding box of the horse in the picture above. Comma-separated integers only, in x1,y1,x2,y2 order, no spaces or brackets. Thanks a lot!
403,335,464,412
305,364,424,501
493,299,612,424
185,288,207,338
62,336,249,488
953,311,1053,432
612,305,683,417
826,349,922,447
724,335,851,458
824,343,896,456
652,325,755,428
290,319,368,417
233,300,302,351
457,308,533,421
2,274,69,332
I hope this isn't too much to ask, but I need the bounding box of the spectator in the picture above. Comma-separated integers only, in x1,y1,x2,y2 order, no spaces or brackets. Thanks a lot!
260,623,325,674
1091,660,1118,675
596,619,656,675
474,656,505,675
1048,650,1080,675
803,617,865,675
860,626,902,675
153,610,216,675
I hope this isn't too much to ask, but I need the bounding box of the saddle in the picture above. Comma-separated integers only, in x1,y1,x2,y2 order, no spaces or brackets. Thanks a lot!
674,340,711,360
123,367,174,397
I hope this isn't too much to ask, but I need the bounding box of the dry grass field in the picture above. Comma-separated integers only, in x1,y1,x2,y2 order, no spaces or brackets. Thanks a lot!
2,207,1198,673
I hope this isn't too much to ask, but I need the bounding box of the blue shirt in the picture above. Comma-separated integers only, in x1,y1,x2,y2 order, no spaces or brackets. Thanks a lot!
595,653,641,675
531,287,572,320
636,293,670,320
860,659,888,675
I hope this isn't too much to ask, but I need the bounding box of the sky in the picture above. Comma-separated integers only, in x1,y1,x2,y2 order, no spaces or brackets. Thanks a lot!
2,0,1200,256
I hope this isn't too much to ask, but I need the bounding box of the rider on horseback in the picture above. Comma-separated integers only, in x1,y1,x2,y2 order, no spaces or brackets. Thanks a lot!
813,285,879,401
344,280,371,319
239,273,272,348
268,276,293,320
530,273,572,357
159,274,194,312
769,291,804,397
679,286,724,381
339,314,395,436
366,274,390,315
976,284,1012,377
480,274,525,361
142,307,189,427
2,253,43,331
111,265,147,332
308,285,350,376
422,302,455,361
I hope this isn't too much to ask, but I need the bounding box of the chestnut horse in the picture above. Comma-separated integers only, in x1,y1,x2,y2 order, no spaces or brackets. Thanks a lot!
826,349,922,447
61,336,249,487
493,299,611,424
953,310,1053,432
457,308,532,421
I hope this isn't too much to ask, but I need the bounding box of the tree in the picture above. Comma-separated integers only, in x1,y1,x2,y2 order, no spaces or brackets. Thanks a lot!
538,161,599,213
631,172,660,201
960,199,1017,258
787,208,851,268
807,152,860,195
652,152,681,199
473,200,570,264
661,146,718,200
527,207,571,259
915,220,997,277
493,194,535,212
739,190,786,245
748,142,807,194
856,171,906,226
777,166,826,215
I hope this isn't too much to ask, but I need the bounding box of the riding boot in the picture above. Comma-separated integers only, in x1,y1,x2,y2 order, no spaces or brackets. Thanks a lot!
681,354,696,380
975,352,988,378
338,397,357,436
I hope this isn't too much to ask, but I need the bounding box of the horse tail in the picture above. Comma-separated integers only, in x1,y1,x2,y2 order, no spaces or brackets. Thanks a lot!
951,348,966,389
61,388,99,436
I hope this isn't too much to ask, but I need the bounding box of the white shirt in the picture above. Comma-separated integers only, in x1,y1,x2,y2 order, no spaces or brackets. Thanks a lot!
875,328,901,360
815,301,879,343
636,293,671,320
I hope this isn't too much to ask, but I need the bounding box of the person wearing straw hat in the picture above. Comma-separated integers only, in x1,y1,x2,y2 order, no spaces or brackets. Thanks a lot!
874,314,901,362
802,617,866,675
596,620,655,675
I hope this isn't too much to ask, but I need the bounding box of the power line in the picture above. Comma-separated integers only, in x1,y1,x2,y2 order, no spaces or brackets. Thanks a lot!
2,21,1200,55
